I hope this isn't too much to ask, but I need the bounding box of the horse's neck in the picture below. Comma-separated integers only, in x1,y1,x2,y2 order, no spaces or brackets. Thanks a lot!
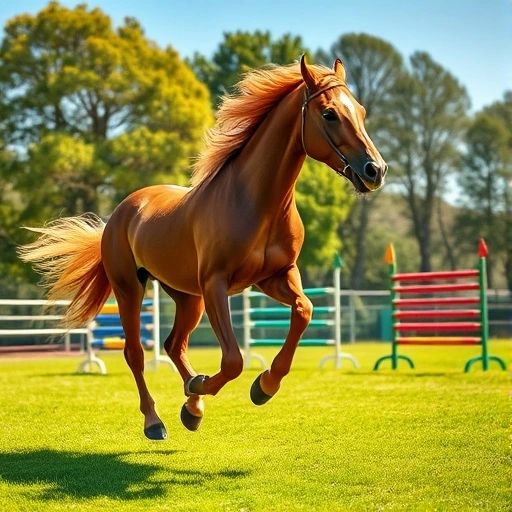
232,85,306,210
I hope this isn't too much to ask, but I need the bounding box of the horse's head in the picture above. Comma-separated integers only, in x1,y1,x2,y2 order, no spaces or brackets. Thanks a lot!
300,55,387,194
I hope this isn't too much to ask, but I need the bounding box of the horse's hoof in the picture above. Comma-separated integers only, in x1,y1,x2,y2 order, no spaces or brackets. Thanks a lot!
180,403,203,431
144,421,168,441
186,374,209,395
250,373,274,406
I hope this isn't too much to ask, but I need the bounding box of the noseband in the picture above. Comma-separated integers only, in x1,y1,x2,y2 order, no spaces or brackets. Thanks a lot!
301,83,350,170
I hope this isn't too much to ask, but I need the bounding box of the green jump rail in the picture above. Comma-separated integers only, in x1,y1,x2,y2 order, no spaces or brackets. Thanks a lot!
242,254,359,370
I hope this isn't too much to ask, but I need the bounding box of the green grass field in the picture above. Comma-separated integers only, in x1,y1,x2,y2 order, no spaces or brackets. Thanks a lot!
0,341,510,511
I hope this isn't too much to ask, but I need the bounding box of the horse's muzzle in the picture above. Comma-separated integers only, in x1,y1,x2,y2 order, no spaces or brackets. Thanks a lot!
357,161,387,191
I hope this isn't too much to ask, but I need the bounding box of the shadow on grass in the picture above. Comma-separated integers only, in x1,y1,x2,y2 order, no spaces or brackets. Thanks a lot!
0,449,249,501
327,370,452,378
35,373,118,378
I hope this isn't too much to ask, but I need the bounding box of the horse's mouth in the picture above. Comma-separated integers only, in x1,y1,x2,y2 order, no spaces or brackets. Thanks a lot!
335,166,373,194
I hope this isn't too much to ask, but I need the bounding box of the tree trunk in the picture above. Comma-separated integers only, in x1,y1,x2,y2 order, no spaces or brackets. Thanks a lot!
505,252,512,292
408,191,434,273
486,256,495,290
436,197,456,269
350,198,371,289
419,226,432,273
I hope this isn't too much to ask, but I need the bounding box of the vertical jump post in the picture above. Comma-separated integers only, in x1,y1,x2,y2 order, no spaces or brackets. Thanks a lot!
77,321,107,374
375,243,415,370
146,280,177,372
463,240,505,371
319,253,359,369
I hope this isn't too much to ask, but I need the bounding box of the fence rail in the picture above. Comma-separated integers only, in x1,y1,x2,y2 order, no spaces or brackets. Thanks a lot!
159,289,511,345
1,289,510,354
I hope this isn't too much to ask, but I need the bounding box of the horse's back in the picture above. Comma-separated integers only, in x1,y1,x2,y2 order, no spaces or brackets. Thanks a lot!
127,184,191,211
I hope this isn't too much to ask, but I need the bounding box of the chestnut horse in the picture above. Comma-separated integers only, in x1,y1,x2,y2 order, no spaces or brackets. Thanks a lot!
19,56,386,440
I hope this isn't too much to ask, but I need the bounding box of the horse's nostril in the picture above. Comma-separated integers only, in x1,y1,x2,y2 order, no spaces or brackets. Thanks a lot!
364,162,379,182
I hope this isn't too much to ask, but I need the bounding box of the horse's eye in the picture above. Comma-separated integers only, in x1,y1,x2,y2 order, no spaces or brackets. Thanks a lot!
322,108,338,121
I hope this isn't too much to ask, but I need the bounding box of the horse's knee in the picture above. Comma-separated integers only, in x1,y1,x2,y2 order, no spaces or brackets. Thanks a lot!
294,296,313,328
221,351,244,381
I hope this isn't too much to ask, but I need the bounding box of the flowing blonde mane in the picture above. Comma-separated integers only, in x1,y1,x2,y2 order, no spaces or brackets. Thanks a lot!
191,62,338,186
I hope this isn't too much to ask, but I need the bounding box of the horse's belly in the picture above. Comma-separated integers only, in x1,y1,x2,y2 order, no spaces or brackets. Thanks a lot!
135,235,200,294
228,244,294,295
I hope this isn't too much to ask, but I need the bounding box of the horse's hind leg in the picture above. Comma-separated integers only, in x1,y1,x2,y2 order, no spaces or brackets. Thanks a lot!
160,285,206,431
113,280,167,440
102,237,166,440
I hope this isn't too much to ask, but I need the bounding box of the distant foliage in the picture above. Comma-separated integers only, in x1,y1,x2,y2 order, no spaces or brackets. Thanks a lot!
455,94,512,289
383,51,470,273
0,3,510,292
189,30,310,107
0,1,212,284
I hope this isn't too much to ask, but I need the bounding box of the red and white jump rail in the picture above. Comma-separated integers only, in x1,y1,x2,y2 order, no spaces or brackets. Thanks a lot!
374,239,506,372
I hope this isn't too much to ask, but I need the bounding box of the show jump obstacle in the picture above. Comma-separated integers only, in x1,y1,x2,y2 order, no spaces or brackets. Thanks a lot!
374,239,506,372
243,254,359,370
78,280,176,374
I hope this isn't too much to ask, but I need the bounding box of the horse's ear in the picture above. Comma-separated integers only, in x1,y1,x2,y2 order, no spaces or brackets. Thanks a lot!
300,54,317,93
333,59,346,82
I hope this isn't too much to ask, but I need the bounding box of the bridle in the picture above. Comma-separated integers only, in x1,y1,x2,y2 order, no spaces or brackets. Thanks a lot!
301,83,350,174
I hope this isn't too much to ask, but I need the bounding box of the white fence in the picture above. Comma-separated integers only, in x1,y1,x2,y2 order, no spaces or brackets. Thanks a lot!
1,286,510,367
0,299,90,351
0,282,175,375
162,289,512,344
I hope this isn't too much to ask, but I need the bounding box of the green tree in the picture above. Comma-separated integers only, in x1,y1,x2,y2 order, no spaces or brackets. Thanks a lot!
0,148,24,292
105,127,192,203
296,159,354,282
455,106,512,289
0,1,212,284
0,1,212,212
483,91,512,130
189,30,309,107
22,133,98,217
384,52,470,272
317,33,404,288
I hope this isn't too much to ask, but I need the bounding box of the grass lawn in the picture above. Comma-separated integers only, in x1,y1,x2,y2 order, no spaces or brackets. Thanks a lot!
0,341,510,511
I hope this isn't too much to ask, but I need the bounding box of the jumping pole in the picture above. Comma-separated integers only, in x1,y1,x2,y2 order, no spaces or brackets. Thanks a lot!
319,253,359,369
146,280,177,372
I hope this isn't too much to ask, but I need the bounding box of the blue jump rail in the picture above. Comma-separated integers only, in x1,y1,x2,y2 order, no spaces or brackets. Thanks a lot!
94,312,153,326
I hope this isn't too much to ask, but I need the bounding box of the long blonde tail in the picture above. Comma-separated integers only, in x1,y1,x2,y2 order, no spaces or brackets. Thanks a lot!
18,214,112,328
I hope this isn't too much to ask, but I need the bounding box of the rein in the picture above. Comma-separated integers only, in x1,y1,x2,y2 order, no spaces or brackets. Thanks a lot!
301,83,350,170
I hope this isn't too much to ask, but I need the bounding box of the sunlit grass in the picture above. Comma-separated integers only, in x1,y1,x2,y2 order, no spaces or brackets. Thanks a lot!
0,341,510,511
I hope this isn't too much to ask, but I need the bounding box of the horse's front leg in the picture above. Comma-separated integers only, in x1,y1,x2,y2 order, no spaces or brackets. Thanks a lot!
186,273,244,397
250,265,313,405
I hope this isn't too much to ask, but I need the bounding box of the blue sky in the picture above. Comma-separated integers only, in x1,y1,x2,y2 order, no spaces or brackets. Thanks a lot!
1,0,511,112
